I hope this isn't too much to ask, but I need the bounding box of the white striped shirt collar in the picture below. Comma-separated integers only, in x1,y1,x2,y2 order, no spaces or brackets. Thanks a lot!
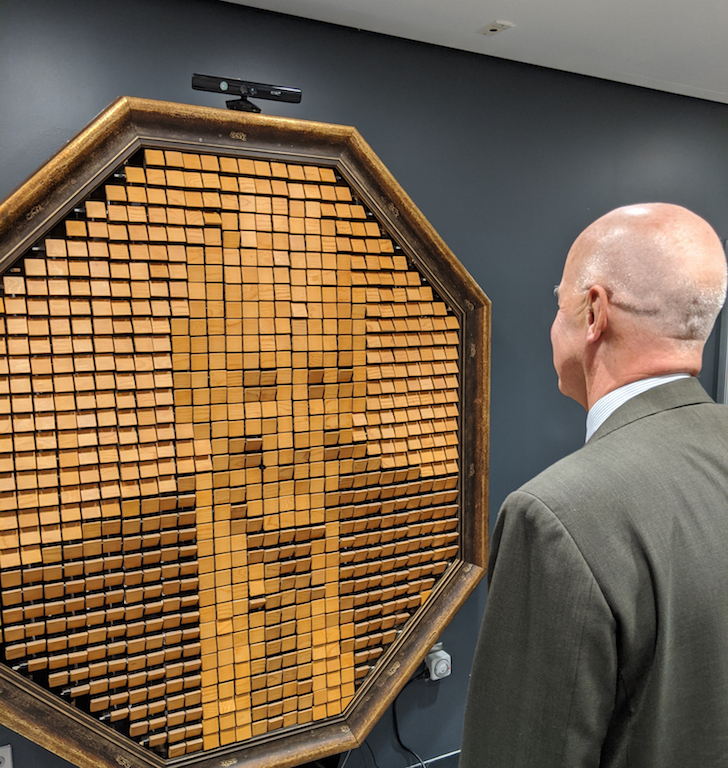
585,373,691,442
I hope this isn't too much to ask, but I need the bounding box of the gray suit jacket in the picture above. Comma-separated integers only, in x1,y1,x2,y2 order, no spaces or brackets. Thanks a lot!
461,378,728,767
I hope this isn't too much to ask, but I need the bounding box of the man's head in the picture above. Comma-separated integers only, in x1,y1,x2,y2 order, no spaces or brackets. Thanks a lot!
551,203,727,409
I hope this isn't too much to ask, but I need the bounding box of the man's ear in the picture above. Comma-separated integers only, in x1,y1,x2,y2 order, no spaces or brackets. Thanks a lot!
586,285,609,344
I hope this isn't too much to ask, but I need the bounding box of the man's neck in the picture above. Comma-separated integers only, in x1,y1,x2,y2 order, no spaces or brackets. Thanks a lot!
584,339,703,411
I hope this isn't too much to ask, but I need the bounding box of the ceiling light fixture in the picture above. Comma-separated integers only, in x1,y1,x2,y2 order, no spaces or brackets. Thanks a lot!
477,20,515,36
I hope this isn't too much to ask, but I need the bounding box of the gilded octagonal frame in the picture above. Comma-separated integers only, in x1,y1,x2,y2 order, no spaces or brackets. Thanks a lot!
0,98,490,768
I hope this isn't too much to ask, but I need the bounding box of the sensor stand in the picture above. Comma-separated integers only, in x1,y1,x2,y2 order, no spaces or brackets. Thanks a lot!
226,96,261,113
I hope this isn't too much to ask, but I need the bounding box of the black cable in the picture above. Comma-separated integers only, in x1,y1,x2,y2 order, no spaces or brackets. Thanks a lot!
364,739,383,768
339,749,353,768
392,675,428,768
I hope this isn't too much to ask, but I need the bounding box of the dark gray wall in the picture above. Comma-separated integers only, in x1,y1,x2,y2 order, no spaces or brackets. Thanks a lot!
2,1,728,765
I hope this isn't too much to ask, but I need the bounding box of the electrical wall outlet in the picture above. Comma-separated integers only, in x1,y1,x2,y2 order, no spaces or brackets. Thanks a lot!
425,642,452,681
0,744,13,768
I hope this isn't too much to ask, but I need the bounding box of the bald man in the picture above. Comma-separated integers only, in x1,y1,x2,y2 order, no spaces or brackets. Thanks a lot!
460,204,728,767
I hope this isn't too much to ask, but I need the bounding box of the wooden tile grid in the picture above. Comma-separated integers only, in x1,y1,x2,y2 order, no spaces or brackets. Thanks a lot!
0,147,461,757
0,225,203,756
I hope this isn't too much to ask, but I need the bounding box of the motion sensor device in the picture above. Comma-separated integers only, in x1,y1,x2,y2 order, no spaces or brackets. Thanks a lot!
192,73,302,113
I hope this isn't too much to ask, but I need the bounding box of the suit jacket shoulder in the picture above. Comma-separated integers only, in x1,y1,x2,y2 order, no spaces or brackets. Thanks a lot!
467,378,728,767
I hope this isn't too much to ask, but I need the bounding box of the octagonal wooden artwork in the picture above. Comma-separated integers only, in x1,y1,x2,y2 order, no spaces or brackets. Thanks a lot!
0,98,490,768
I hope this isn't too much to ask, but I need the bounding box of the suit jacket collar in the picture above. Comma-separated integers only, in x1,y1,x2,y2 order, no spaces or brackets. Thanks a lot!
588,377,714,444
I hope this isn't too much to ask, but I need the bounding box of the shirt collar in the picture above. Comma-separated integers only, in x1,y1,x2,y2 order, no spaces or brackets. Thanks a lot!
585,373,691,442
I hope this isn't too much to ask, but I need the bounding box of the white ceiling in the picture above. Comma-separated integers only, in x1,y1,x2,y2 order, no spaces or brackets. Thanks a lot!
223,0,728,104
